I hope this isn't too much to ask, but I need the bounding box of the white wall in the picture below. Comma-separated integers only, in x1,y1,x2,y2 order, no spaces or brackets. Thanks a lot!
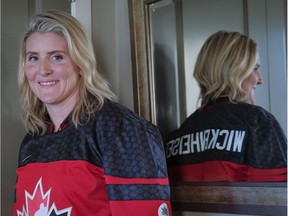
91,0,134,110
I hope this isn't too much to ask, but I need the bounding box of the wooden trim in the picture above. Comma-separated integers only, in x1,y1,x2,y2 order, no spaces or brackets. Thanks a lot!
128,0,151,121
128,0,161,123
171,182,287,215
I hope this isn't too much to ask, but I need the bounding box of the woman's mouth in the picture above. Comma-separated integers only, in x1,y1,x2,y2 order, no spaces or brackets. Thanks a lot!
39,80,59,86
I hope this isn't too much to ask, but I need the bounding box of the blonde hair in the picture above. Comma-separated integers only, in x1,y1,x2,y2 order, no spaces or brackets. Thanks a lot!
18,11,116,135
193,30,258,108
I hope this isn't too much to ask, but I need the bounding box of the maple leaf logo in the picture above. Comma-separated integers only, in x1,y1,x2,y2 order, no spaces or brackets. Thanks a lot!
17,178,72,216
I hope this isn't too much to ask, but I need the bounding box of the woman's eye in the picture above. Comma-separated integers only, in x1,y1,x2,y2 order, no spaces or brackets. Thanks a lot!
28,56,38,62
51,54,63,61
253,64,260,71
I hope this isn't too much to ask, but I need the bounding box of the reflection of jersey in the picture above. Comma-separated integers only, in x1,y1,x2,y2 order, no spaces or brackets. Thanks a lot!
14,100,171,216
166,100,287,182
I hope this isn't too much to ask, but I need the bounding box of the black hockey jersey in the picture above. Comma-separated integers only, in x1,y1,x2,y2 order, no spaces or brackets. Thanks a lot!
14,100,172,216
166,100,287,182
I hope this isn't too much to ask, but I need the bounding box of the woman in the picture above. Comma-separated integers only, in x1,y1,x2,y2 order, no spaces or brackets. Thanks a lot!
14,11,172,216
166,30,287,182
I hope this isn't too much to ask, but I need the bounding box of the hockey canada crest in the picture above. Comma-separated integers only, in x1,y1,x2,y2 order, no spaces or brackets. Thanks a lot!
158,203,169,216
16,178,72,216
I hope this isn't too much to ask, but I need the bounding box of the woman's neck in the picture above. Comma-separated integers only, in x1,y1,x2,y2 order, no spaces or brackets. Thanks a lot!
46,101,76,132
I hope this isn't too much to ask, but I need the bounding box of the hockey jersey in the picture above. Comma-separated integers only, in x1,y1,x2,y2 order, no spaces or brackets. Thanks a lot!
14,100,172,216
166,100,287,182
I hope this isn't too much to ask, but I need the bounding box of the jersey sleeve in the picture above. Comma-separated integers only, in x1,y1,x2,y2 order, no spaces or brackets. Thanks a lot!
98,107,172,216
246,108,287,181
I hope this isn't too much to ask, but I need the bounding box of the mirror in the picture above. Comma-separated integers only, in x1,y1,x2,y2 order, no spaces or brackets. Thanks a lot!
128,0,287,139
128,2,287,214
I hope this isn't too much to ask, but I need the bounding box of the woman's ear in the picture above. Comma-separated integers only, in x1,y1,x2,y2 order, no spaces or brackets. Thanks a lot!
78,68,84,76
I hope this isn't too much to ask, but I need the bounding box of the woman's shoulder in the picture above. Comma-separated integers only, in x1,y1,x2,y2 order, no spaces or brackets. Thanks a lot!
181,102,278,131
167,102,283,142
228,102,277,120
212,102,283,131
98,99,142,121
91,99,157,130
85,100,161,146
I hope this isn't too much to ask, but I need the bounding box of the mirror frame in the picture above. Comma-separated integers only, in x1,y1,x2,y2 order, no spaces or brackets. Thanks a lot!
128,0,158,123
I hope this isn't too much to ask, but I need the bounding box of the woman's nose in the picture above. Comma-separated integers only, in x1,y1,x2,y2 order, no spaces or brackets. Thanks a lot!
38,60,52,76
257,71,263,85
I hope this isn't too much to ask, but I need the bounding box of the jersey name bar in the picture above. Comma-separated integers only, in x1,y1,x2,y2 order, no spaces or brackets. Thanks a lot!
166,129,246,158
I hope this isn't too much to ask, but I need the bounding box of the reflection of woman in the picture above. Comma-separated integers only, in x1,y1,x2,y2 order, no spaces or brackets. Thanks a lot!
13,11,172,215
166,30,287,182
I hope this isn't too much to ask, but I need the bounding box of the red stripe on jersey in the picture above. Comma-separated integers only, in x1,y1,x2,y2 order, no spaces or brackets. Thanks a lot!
168,161,287,182
247,166,287,181
105,175,170,185
109,200,172,216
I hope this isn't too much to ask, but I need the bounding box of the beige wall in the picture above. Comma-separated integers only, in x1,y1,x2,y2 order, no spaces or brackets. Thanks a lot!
1,0,28,215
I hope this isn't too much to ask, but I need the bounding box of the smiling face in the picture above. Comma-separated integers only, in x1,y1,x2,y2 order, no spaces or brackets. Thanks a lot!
24,32,82,112
242,54,263,105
